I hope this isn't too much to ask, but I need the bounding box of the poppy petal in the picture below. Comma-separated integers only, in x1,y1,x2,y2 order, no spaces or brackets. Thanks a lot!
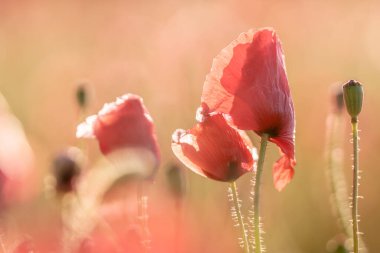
202,28,294,134
76,115,97,138
77,93,161,178
171,113,256,182
201,28,296,189
272,155,295,191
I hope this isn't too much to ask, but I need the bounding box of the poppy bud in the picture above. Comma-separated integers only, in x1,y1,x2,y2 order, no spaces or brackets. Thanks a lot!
326,235,350,253
343,80,363,122
330,84,344,114
76,83,88,109
166,164,187,198
51,147,82,193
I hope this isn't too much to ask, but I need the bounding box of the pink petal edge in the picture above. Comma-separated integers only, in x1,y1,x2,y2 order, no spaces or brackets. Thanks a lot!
272,155,296,191
76,115,97,138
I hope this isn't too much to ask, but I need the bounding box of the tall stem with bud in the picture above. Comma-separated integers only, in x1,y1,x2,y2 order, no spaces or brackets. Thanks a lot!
351,119,360,253
343,80,364,253
75,83,89,158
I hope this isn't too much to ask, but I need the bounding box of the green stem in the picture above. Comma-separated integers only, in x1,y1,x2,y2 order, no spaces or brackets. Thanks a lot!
351,118,360,253
326,114,352,236
138,182,151,253
253,134,269,253
230,182,250,253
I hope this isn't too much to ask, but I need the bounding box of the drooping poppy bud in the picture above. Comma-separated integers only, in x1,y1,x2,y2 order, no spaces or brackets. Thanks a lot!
51,147,82,193
201,28,295,191
171,112,256,182
343,80,363,122
76,94,160,178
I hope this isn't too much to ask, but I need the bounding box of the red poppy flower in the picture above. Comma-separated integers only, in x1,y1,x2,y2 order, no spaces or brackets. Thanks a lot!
0,94,36,205
201,28,295,191
171,111,256,182
77,94,160,176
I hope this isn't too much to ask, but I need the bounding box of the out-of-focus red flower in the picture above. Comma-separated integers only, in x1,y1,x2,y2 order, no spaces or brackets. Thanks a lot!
0,94,35,205
76,94,160,176
201,28,295,191
11,238,35,253
77,188,189,253
171,111,256,182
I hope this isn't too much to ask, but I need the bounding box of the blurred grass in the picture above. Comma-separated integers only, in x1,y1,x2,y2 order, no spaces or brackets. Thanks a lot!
0,0,379,252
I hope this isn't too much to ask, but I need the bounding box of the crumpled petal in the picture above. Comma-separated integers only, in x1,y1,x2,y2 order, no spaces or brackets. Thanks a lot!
171,113,256,182
273,155,295,191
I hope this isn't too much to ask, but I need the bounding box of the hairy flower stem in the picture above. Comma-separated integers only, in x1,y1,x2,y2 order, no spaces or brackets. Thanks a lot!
326,113,352,236
230,181,250,253
351,118,360,253
253,134,269,253
138,182,151,253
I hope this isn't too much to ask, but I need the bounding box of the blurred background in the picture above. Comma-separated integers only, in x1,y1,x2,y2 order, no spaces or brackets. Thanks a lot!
0,0,379,252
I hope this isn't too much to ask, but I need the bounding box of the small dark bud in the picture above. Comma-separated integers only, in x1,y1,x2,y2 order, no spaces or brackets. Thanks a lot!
330,84,344,113
326,234,350,253
343,80,363,122
76,84,88,108
166,164,186,198
51,147,82,193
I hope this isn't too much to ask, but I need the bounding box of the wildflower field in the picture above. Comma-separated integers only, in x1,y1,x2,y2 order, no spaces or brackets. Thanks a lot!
0,1,379,253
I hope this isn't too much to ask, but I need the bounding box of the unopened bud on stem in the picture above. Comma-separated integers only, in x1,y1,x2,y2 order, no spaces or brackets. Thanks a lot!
52,147,82,193
343,80,363,122
330,84,344,114
76,83,88,109
166,164,187,198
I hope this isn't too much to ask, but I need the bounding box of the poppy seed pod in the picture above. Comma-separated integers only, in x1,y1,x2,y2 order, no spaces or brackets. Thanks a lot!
343,80,363,122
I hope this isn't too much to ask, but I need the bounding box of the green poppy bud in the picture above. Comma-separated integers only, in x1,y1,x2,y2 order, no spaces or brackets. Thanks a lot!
166,164,186,198
330,84,344,114
76,83,87,108
343,80,363,122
